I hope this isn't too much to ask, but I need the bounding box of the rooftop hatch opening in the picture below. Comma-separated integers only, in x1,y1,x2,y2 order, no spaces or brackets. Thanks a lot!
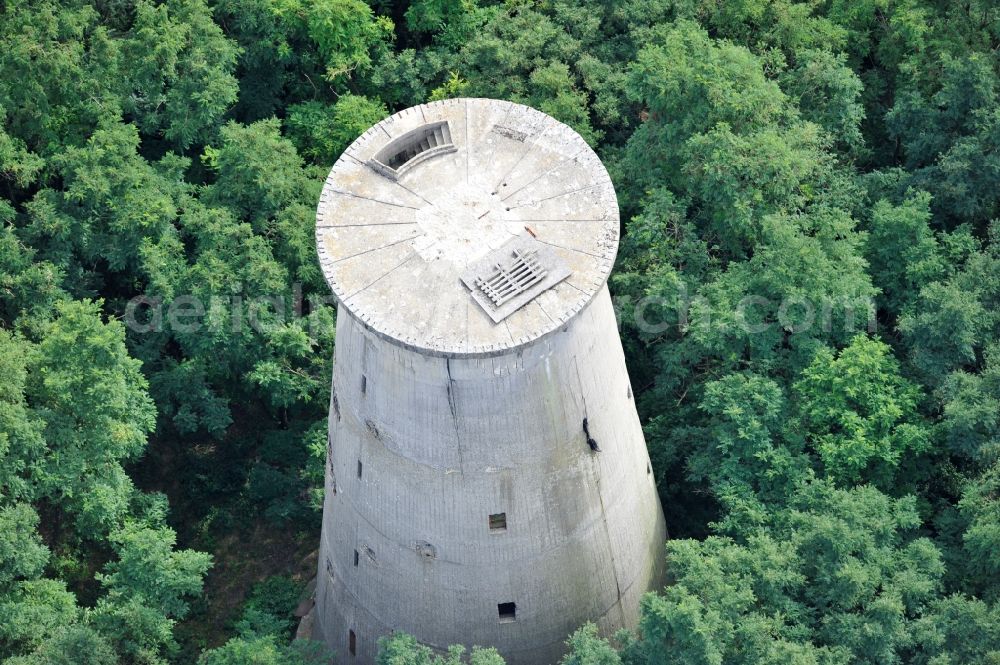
370,122,455,180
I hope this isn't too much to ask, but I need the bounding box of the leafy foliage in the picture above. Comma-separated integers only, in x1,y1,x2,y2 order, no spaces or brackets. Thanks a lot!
794,335,929,487
3,0,1000,662
376,632,505,665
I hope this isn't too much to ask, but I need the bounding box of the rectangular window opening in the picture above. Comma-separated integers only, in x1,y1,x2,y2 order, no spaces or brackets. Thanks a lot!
357,460,363,479
489,512,507,532
353,549,360,567
361,375,367,396
498,602,517,623
349,630,357,657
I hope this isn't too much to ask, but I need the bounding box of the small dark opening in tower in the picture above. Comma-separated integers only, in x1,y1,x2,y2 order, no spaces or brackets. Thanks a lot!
498,602,517,622
349,630,357,656
361,375,367,396
357,460,363,479
583,418,600,452
353,549,359,567
489,513,507,532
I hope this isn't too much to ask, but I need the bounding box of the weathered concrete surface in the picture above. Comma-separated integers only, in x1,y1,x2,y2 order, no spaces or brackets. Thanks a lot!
314,99,666,664
315,98,618,358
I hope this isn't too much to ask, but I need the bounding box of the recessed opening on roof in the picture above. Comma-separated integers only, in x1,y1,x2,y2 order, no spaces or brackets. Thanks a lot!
349,630,357,656
477,247,547,309
370,121,456,180
489,513,507,532
498,602,517,623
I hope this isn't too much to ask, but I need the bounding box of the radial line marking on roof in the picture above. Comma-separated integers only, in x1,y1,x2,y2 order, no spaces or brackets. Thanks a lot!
516,219,609,223
331,234,422,264
391,179,438,208
325,221,419,229
507,182,604,210
379,124,392,138
327,189,421,210
345,152,423,198
464,99,470,185
502,319,515,345
419,105,427,123
492,119,556,193
343,252,419,301
417,267,448,343
497,102,515,128
500,145,590,202
534,299,555,324
462,291,470,355
346,152,437,208
500,225,521,242
468,101,515,172
530,236,604,259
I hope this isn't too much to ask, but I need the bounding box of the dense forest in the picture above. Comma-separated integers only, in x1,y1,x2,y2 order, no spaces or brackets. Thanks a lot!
2,0,1000,663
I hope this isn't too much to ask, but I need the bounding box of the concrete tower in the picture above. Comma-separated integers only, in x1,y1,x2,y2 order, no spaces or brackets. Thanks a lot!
313,98,666,664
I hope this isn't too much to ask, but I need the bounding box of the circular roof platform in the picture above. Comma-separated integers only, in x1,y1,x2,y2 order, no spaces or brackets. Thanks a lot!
315,98,619,357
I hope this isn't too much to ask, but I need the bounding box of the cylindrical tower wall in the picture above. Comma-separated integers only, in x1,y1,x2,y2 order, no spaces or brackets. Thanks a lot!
315,286,666,664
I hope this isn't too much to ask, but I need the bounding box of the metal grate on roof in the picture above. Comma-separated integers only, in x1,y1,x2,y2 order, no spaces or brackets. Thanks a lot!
462,235,572,323
475,248,547,308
